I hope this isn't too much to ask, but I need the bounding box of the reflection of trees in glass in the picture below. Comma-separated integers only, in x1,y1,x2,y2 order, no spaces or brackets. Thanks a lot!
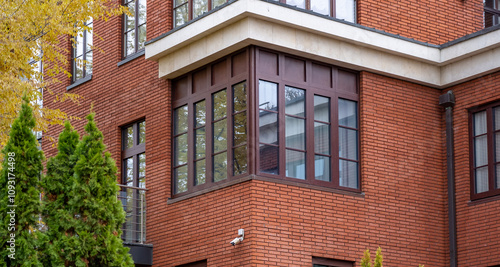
193,0,208,18
233,82,247,175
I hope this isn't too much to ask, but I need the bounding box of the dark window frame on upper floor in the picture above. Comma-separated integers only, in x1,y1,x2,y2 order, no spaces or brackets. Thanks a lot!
469,100,500,200
173,0,356,28
123,0,147,58
71,19,93,84
175,260,208,267
171,47,360,199
485,0,500,28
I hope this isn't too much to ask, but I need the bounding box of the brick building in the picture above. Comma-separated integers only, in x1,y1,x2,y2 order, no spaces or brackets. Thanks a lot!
43,0,500,266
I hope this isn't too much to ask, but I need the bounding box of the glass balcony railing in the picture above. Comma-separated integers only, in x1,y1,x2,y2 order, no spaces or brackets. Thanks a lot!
118,185,148,244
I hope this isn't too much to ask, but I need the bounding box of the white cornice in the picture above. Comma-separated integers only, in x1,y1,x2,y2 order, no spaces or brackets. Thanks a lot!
145,0,500,88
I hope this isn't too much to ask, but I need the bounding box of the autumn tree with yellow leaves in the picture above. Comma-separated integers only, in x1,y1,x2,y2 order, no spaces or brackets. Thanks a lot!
0,0,126,150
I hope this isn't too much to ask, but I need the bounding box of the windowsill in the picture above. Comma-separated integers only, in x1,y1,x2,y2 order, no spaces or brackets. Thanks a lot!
167,174,365,204
66,74,92,90
468,193,500,206
118,50,145,67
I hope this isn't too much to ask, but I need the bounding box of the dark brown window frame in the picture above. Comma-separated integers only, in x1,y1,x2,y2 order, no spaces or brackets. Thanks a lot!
71,19,93,83
255,48,360,193
175,260,208,267
172,47,360,198
172,50,251,196
122,120,146,188
173,0,356,28
469,100,500,200
485,0,500,28
123,0,147,58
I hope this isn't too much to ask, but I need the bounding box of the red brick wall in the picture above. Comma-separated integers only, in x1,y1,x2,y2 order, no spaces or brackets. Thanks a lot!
357,0,484,44
448,71,500,267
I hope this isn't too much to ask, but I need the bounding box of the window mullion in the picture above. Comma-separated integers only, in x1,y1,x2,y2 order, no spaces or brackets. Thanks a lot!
206,95,214,185
278,83,286,177
332,94,340,187
306,90,315,182
187,102,195,192
135,0,139,53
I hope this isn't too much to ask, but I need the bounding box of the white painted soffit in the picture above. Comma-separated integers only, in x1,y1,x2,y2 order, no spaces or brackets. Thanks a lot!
145,0,500,88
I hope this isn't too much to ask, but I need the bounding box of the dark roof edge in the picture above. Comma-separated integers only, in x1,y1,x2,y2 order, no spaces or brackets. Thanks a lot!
440,24,500,48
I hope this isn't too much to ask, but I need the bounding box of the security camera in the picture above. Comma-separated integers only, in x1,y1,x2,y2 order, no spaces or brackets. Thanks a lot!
230,237,243,246
230,229,245,246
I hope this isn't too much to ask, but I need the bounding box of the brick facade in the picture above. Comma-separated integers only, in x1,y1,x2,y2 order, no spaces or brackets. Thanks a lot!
42,0,500,266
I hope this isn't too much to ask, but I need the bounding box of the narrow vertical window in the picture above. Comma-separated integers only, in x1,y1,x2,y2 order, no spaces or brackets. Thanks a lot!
233,82,248,176
72,19,92,82
338,99,359,189
314,95,331,181
212,90,228,182
285,86,306,180
194,100,207,185
485,0,500,28
174,0,189,27
124,0,147,57
258,80,279,175
471,103,500,199
174,106,188,193
121,120,146,243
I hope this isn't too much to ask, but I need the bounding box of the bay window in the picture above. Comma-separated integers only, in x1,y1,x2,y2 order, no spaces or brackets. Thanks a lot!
172,47,359,197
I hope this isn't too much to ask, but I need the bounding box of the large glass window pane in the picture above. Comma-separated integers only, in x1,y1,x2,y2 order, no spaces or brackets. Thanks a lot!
86,24,93,51
475,166,489,193
212,0,225,9
126,31,136,56
286,150,306,179
76,34,84,57
314,122,330,155
195,159,206,185
474,111,487,136
314,95,330,122
285,116,305,150
174,5,188,27
339,159,358,188
126,2,136,30
195,100,206,127
213,90,227,120
138,153,146,188
495,107,500,130
195,127,206,159
285,86,305,117
125,157,134,186
138,0,147,25
311,0,330,15
213,119,227,152
74,56,83,80
233,82,247,112
85,51,93,76
138,24,146,50
336,0,355,23
175,166,188,193
259,144,279,174
213,152,227,182
286,0,305,8
193,0,208,18
259,111,278,145
339,128,358,160
339,99,357,128
174,105,188,134
233,146,247,175
474,135,488,167
259,80,278,111
139,121,146,144
126,126,134,148
233,112,247,146
496,132,500,161
174,134,188,166
315,155,330,181
496,164,500,189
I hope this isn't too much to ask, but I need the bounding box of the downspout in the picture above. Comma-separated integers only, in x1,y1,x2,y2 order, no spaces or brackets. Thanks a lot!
438,90,457,267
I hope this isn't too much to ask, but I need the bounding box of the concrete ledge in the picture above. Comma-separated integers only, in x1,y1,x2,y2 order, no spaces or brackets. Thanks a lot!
146,0,500,88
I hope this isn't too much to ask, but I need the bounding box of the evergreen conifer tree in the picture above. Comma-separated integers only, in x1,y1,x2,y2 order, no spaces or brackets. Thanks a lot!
66,113,133,266
41,121,80,266
0,99,44,266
